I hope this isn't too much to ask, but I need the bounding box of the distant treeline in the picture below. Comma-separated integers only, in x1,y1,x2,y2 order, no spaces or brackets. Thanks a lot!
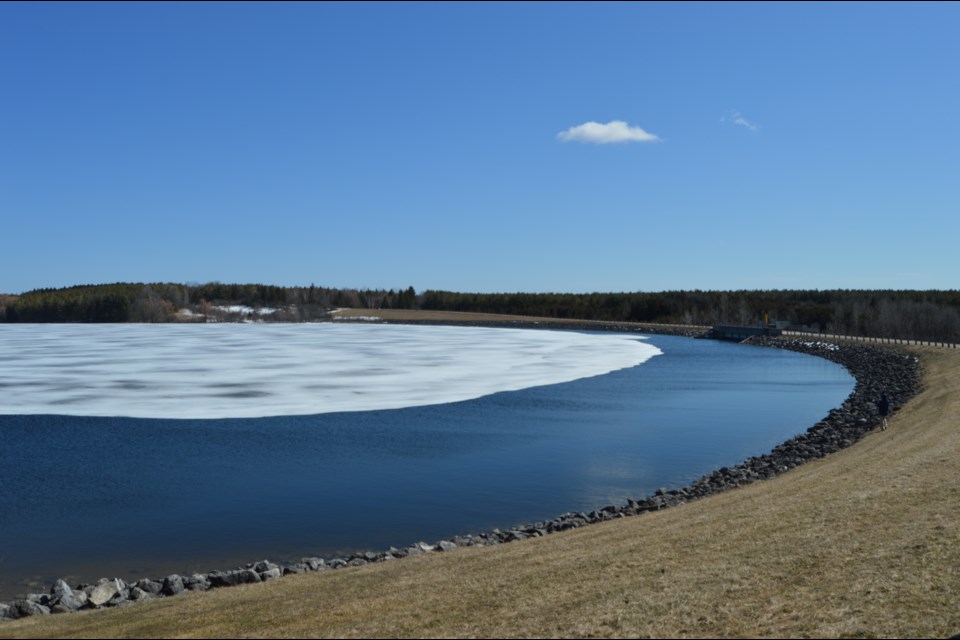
421,289,960,342
0,283,418,323
3,283,959,343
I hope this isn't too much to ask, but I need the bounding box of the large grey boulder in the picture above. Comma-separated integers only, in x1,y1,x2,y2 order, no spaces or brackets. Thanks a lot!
50,579,84,611
283,562,310,576
258,567,282,582
183,574,210,591
253,560,282,581
161,574,184,596
103,597,133,608
88,579,123,607
252,560,279,573
207,569,261,588
6,600,50,618
135,579,163,595
302,557,327,571
128,587,157,602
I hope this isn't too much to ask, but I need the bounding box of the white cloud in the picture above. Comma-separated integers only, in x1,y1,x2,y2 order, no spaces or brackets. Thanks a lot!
557,120,661,144
722,110,759,131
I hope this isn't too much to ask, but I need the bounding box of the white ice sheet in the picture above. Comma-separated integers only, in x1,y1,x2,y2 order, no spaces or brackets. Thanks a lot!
0,323,661,419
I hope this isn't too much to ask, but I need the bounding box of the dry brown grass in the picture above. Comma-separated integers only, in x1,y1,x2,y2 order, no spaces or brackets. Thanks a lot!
330,308,583,323
329,308,708,329
4,346,959,638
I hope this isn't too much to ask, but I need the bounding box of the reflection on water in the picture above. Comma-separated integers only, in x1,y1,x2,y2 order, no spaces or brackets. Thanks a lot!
0,332,853,599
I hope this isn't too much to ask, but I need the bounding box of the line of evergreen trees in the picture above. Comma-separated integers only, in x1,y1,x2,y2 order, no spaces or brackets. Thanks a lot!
3,283,959,344
420,289,960,343
0,283,420,323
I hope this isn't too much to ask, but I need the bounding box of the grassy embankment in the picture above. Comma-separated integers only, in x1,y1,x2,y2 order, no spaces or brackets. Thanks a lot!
330,308,580,323
4,334,959,638
329,308,707,329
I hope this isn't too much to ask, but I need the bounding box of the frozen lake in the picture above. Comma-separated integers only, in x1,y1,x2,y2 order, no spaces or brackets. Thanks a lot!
0,325,854,599
0,323,661,418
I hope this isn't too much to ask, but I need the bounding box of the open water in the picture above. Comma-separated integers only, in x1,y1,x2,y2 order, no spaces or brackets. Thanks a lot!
0,325,853,599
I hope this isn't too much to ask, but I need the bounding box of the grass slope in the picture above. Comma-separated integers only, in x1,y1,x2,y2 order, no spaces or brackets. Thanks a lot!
4,346,958,638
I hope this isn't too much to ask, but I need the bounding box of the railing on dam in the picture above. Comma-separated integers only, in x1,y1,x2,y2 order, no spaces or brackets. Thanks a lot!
710,325,783,341
703,324,957,348
782,330,958,349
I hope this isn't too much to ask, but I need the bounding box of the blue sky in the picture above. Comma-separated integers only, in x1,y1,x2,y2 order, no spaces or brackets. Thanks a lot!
2,2,958,294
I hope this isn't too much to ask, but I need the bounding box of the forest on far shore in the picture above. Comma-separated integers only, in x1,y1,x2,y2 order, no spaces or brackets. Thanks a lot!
2,283,959,344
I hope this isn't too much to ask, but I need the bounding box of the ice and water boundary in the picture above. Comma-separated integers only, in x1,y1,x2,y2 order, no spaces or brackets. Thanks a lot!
0,324,923,620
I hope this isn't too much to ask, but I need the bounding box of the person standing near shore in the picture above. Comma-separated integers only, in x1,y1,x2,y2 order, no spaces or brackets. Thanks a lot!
878,392,891,430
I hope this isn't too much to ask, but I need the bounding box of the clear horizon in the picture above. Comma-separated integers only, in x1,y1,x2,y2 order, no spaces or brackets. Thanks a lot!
5,282,960,297
3,3,958,294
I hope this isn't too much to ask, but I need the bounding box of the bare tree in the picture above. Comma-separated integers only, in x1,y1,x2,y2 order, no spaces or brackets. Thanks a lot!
130,287,174,323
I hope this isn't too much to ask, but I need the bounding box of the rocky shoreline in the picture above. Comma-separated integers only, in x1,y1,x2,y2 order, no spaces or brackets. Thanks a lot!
0,335,922,622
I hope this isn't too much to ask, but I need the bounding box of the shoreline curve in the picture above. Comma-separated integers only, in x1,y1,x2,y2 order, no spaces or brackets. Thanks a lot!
0,325,922,621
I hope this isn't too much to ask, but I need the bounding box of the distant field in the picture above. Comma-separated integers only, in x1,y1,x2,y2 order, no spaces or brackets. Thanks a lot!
4,341,958,638
330,308,709,330
330,308,586,323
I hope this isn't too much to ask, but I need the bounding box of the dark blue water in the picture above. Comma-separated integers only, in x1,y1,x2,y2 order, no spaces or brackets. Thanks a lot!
0,334,853,598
